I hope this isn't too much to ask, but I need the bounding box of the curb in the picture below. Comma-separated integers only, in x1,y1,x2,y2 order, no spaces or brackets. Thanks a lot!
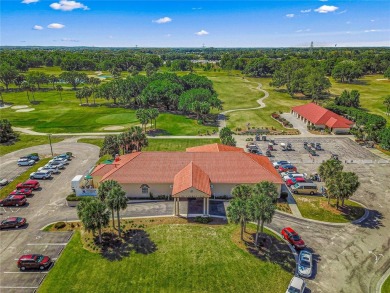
376,267,390,293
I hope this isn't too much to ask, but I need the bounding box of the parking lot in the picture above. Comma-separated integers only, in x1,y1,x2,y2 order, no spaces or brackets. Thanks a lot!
0,139,100,292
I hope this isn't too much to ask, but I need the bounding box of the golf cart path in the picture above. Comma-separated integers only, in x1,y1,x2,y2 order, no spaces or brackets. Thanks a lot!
218,82,269,130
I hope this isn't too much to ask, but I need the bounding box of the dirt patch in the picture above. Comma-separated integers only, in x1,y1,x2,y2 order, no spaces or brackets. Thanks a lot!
15,108,35,112
103,125,125,131
11,105,29,109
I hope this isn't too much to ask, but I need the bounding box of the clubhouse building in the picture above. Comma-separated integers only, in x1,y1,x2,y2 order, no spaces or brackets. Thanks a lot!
90,143,283,216
291,103,354,134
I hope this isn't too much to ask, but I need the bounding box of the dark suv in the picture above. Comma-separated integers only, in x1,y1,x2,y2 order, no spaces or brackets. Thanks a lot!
17,254,52,271
0,195,27,207
0,217,27,229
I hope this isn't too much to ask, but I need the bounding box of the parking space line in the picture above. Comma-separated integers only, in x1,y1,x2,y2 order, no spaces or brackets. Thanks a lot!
26,243,68,246
0,286,39,289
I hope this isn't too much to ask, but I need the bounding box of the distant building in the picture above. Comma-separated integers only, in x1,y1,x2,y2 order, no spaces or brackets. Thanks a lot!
90,143,283,216
291,103,354,134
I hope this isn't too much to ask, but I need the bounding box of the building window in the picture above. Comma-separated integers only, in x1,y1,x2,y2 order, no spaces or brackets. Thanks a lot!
140,184,149,194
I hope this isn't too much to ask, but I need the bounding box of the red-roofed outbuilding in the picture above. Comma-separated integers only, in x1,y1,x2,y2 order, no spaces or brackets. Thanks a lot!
291,103,354,133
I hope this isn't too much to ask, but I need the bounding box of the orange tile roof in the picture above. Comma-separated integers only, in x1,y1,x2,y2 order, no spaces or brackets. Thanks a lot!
186,143,244,153
172,162,211,196
292,103,353,129
91,164,115,176
98,151,283,185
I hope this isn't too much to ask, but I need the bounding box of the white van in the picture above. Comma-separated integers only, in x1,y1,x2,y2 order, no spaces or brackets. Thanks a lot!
291,182,318,195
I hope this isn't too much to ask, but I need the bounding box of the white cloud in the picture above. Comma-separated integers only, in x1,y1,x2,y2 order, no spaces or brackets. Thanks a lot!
61,38,79,42
296,28,311,33
314,5,339,13
47,23,65,29
192,7,202,10
21,0,39,4
50,0,89,11
319,0,328,2
364,29,383,33
286,14,295,18
300,9,311,13
165,34,172,37
346,21,351,24
33,25,43,30
195,30,209,36
370,19,375,22
337,10,347,14
152,17,172,24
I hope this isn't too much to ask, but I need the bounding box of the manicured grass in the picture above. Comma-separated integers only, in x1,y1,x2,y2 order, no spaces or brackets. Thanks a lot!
382,275,390,293
39,219,293,293
0,158,51,199
329,75,390,124
294,195,365,223
155,113,217,135
0,133,63,156
78,138,220,152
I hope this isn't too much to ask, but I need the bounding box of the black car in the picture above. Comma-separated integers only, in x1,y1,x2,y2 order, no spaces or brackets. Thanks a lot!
20,153,40,162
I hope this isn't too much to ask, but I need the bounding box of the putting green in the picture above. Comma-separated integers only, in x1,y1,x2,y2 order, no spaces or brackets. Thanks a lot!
95,113,138,125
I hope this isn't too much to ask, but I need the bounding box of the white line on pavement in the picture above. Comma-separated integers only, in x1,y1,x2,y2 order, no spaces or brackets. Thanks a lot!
26,243,68,246
0,286,39,289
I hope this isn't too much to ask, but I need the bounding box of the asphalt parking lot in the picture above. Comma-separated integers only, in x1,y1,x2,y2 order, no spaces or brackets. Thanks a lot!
0,139,99,292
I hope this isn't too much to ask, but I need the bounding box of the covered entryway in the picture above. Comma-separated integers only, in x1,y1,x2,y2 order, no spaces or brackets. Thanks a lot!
171,161,211,217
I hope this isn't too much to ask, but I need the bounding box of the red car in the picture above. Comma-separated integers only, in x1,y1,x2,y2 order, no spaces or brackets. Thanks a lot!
17,254,52,271
0,217,27,229
281,227,306,249
0,195,27,207
10,188,33,197
278,164,297,173
16,180,40,190
286,177,306,187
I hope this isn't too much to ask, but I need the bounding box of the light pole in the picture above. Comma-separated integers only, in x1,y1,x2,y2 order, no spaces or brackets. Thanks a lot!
48,134,53,157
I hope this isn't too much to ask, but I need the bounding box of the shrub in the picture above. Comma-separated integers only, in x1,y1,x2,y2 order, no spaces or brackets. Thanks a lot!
194,216,212,224
54,222,66,229
66,194,82,201
280,192,288,200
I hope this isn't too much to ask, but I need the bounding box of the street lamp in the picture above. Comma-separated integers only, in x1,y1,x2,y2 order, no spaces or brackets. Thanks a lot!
48,134,53,157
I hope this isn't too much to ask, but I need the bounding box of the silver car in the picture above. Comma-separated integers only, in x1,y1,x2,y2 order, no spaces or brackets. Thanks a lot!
38,166,60,174
46,161,65,169
30,171,52,180
286,276,306,293
18,158,35,166
297,250,313,278
49,158,68,164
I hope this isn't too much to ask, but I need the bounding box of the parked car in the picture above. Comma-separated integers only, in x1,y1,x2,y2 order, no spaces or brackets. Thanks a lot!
0,195,27,207
0,217,27,229
285,177,305,187
0,178,9,186
17,158,35,166
283,174,306,181
280,171,297,177
38,166,60,174
30,170,52,180
10,188,33,197
16,180,40,190
55,153,71,160
291,182,318,195
273,160,290,168
17,254,52,271
286,276,306,293
20,154,40,161
298,250,313,278
46,161,65,169
281,227,306,249
49,157,68,164
278,164,297,173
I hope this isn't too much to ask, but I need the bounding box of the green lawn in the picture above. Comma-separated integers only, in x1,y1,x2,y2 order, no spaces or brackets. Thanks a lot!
39,222,293,293
0,133,63,156
382,275,390,293
0,158,51,199
294,195,365,223
329,75,390,124
78,138,220,151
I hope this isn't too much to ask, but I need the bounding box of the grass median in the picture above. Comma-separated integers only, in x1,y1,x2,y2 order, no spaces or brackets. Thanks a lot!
39,217,293,293
0,158,51,199
294,195,365,223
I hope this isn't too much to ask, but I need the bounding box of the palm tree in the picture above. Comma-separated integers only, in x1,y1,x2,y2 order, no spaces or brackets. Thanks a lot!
232,184,253,232
318,159,344,204
227,197,250,240
89,77,101,105
97,180,121,228
384,95,390,116
0,86,4,105
147,108,159,129
82,86,93,104
129,126,148,151
21,81,31,103
249,193,276,246
106,186,128,237
75,88,84,104
29,84,36,102
77,198,110,244
339,172,360,207
48,74,58,89
56,85,63,101
253,181,279,201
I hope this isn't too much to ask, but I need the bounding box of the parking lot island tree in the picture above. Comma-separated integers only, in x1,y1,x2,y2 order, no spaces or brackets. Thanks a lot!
106,185,128,238
231,184,253,232
227,197,251,241
219,126,236,146
77,198,110,244
318,158,344,204
326,171,360,209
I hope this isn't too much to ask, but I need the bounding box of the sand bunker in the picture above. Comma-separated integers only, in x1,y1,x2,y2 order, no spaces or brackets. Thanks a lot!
103,126,125,131
0,104,12,109
11,105,29,109
376,78,388,81
16,108,35,112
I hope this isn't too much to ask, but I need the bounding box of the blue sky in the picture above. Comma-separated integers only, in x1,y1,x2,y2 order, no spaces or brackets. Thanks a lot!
1,0,389,47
